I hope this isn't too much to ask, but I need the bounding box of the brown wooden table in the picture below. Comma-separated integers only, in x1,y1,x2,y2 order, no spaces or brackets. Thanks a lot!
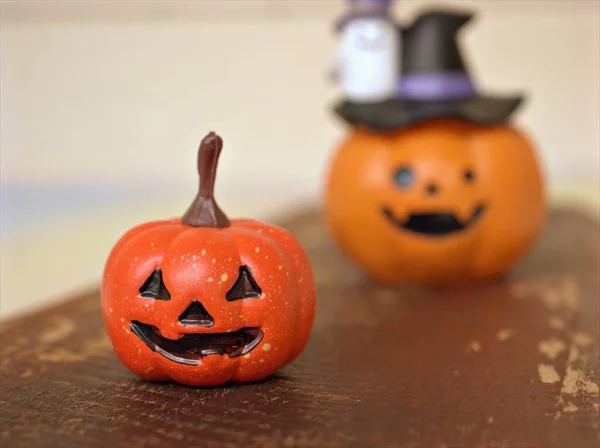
1,208,598,448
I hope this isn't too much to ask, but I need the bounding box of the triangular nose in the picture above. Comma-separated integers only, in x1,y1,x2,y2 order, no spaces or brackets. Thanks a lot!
178,302,214,327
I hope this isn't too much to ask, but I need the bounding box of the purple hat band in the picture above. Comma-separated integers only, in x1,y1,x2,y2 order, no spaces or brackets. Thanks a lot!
398,71,477,101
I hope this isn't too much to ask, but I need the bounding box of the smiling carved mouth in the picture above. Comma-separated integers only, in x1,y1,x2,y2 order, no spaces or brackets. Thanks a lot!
130,321,264,366
381,204,486,236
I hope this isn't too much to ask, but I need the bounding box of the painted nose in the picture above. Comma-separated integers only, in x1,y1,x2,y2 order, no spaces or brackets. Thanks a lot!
178,302,214,327
426,183,439,196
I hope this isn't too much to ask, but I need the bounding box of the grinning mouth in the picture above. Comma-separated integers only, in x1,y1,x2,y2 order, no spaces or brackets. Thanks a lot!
381,204,486,236
130,321,263,366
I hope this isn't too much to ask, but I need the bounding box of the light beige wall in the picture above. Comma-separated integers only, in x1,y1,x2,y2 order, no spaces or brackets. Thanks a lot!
1,0,599,319
3,0,599,186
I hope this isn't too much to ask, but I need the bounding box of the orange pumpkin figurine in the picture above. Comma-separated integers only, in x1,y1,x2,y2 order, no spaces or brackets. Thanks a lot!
325,9,547,286
101,132,316,386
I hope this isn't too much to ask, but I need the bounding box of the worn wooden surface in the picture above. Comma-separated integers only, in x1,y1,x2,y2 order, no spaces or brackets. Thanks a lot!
1,208,599,448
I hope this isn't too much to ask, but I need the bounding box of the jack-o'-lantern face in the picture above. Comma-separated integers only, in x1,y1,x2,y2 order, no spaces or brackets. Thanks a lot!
380,133,486,238
324,119,547,285
131,264,265,366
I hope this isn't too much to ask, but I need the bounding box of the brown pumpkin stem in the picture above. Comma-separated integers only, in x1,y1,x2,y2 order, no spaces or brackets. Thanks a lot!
181,131,231,228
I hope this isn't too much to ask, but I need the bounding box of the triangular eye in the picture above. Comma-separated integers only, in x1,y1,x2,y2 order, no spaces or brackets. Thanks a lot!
139,269,171,301
225,266,262,302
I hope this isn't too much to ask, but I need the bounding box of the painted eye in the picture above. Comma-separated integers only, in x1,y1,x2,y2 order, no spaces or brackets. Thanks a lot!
139,269,171,301
393,167,414,188
464,169,475,183
226,266,262,302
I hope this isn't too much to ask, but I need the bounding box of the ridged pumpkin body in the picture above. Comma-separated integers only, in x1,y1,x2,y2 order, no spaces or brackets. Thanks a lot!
102,218,316,387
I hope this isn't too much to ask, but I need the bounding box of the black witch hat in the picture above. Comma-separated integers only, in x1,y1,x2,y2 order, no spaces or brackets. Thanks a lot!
334,9,525,131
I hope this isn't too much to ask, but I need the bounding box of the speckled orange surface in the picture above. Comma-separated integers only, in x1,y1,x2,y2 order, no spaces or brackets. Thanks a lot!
101,217,316,386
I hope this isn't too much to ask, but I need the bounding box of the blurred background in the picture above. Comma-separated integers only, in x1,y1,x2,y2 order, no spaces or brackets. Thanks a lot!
1,0,599,320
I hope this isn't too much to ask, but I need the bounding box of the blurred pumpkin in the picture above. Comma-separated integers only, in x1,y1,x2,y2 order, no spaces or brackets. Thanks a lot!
324,119,547,286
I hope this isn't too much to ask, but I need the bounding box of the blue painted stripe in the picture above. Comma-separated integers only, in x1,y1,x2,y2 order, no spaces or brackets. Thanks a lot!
0,182,185,236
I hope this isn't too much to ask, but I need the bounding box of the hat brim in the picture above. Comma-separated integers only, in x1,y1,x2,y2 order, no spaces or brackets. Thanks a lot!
334,95,525,131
